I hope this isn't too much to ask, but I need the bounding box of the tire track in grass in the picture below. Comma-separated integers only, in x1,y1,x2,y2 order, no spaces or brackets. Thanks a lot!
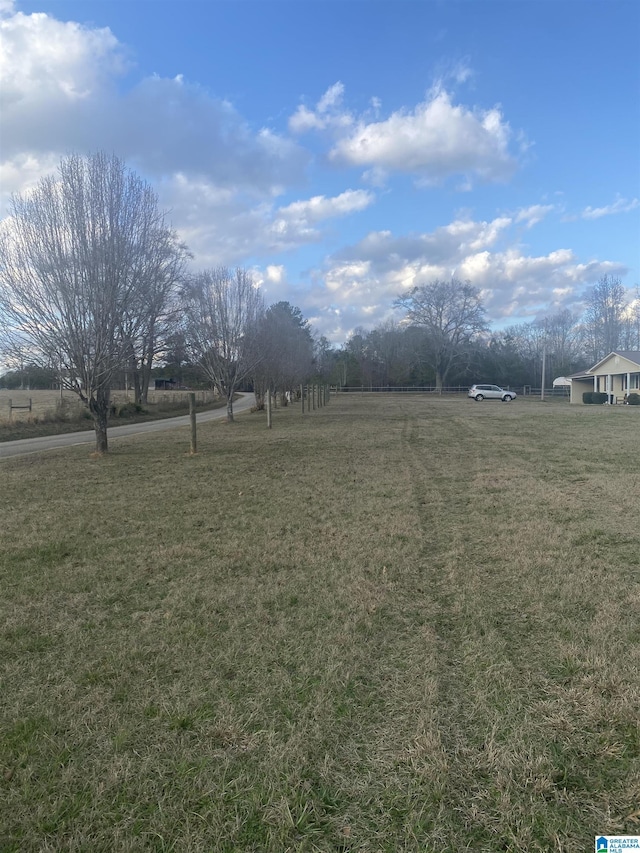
397,404,579,852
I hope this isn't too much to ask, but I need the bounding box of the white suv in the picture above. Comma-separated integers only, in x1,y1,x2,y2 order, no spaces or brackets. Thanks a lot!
468,384,516,402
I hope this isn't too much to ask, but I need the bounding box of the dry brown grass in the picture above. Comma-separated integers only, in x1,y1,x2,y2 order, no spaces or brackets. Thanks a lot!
0,389,78,422
0,395,638,851
0,390,213,424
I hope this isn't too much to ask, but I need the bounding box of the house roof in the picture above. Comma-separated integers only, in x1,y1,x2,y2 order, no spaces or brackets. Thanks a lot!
588,350,640,373
568,371,592,380
570,351,640,378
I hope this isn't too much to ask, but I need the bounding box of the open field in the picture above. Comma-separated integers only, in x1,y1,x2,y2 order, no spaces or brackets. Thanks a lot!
1,396,639,851
0,390,216,424
0,390,219,443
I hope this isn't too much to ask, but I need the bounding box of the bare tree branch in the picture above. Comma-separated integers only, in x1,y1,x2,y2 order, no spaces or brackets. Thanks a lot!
181,267,265,421
0,152,188,452
395,278,488,389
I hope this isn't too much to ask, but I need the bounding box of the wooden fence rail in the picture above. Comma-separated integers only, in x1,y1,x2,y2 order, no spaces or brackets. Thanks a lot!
8,398,32,419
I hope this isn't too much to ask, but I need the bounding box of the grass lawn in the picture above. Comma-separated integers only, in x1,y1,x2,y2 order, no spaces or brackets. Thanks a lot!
1,395,638,852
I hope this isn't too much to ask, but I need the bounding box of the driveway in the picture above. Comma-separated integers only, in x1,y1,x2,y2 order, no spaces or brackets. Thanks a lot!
0,394,255,460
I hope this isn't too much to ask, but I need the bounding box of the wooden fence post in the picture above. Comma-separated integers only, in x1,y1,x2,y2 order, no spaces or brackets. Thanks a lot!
189,392,197,455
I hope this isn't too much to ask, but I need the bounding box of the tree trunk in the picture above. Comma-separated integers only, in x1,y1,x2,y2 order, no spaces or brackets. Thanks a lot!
133,373,143,406
127,347,143,405
89,388,110,453
140,361,151,405
140,329,155,405
226,392,234,422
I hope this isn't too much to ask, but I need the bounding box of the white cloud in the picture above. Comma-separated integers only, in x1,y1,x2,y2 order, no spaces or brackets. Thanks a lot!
161,177,375,268
251,264,294,304
288,104,325,134
326,84,519,184
317,82,345,113
515,204,555,227
301,217,628,342
0,5,376,276
277,189,374,226
0,6,308,211
0,10,127,109
0,152,61,214
265,264,285,284
581,195,639,219
288,81,353,134
2,5,630,349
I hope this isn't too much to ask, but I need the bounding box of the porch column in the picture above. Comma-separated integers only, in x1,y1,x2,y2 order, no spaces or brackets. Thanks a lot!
593,375,598,391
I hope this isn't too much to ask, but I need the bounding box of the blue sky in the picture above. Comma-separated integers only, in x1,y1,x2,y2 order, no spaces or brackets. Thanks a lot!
2,0,639,343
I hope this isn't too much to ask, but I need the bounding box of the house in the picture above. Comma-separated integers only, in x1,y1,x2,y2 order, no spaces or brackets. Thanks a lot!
569,350,640,404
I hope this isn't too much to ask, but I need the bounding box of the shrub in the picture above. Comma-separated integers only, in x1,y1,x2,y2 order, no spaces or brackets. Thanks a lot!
56,397,87,422
627,392,640,406
582,391,594,404
592,392,608,404
112,401,146,418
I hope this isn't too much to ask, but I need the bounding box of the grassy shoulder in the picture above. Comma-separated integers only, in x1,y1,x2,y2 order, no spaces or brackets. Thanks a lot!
0,398,229,443
1,396,638,851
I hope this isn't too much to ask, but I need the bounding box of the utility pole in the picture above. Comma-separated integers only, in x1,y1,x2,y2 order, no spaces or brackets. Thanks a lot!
541,344,546,401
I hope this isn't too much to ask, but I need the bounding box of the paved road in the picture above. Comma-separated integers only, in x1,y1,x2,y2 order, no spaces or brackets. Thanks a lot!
0,394,255,460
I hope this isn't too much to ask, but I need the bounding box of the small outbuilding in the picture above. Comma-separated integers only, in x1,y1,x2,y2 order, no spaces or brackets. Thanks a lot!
552,376,572,388
154,377,177,391
569,350,640,404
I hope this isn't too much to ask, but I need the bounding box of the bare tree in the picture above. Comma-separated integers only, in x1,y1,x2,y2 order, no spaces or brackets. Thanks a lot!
582,275,627,362
537,309,585,379
342,323,414,388
123,245,190,405
0,339,32,390
0,152,187,453
181,267,265,421
395,278,488,390
313,334,334,382
251,302,314,408
620,286,640,352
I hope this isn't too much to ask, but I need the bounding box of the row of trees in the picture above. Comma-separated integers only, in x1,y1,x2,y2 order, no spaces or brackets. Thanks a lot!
1,152,637,451
331,276,639,391
0,153,327,452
